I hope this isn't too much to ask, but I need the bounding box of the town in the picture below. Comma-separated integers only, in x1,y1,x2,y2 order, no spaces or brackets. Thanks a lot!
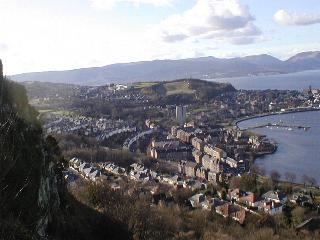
21,79,320,234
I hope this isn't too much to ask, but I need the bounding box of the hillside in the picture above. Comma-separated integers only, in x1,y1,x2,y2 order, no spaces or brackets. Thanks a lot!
10,51,320,85
0,60,131,239
21,81,79,99
135,78,236,103
0,59,61,238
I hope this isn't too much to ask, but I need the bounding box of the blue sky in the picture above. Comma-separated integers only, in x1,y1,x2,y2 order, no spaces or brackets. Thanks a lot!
0,0,320,74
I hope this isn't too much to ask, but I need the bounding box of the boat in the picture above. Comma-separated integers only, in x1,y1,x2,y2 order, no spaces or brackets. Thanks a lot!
287,128,293,131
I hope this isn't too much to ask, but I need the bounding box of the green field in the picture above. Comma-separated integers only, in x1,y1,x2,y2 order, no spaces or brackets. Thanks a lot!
133,82,159,89
38,109,73,115
38,109,54,113
164,81,195,95
191,107,210,113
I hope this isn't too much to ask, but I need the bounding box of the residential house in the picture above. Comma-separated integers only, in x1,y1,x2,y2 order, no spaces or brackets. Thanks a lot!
225,157,239,168
204,145,227,160
228,189,262,207
207,171,219,184
215,203,247,224
79,162,91,172
83,167,95,178
151,139,180,148
258,201,283,215
186,179,207,191
202,154,224,173
176,128,195,143
185,161,197,177
290,193,313,206
150,146,192,161
191,137,205,151
188,193,206,208
196,166,207,179
193,150,204,164
262,190,287,204
202,197,225,211
171,126,180,137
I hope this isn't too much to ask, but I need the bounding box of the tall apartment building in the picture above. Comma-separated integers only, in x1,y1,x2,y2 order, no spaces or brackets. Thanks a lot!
176,105,187,125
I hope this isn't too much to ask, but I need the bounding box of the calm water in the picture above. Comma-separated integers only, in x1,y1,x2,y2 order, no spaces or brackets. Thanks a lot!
238,111,320,184
209,70,320,90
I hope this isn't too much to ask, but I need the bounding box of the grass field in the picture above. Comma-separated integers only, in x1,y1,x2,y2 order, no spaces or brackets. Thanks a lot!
133,82,158,89
191,107,209,113
38,109,73,115
164,81,195,95
38,109,54,113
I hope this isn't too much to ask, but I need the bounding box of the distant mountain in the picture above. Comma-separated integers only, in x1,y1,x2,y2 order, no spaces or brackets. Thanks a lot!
285,51,320,71
241,54,282,67
10,51,320,86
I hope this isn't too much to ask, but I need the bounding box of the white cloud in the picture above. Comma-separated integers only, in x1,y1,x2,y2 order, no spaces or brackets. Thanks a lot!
274,10,320,26
155,0,261,44
89,0,174,10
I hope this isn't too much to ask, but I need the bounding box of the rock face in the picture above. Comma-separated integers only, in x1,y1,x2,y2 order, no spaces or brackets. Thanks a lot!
0,61,60,238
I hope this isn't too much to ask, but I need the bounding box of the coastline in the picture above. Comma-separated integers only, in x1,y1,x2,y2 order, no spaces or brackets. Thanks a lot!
234,106,320,128
235,108,320,185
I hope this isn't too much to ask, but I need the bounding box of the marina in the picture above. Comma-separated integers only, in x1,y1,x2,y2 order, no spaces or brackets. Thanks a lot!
237,110,320,183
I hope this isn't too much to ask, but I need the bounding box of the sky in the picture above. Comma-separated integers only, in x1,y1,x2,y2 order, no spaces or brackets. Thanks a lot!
0,0,320,75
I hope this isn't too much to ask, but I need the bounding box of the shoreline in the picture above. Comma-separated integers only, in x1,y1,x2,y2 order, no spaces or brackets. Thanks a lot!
234,107,320,128
235,108,320,186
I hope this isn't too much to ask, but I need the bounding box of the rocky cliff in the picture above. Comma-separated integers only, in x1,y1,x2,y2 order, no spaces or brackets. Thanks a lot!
0,59,61,239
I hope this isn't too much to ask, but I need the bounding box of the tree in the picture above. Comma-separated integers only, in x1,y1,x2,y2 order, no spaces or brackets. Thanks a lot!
270,170,281,184
239,173,257,192
284,172,296,183
229,176,242,189
220,188,227,200
257,177,273,196
251,164,266,176
302,175,309,187
309,177,317,187
302,175,317,187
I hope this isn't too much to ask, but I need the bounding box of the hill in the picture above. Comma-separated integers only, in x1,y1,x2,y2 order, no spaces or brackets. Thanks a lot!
0,59,61,238
21,81,79,99
0,60,130,239
285,51,320,71
134,78,236,103
10,51,320,86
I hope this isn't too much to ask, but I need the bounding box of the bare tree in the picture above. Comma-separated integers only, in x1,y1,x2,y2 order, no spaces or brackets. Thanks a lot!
284,171,296,183
270,170,281,184
251,164,266,176
309,177,317,187
301,175,317,187
229,176,241,189
302,174,309,186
